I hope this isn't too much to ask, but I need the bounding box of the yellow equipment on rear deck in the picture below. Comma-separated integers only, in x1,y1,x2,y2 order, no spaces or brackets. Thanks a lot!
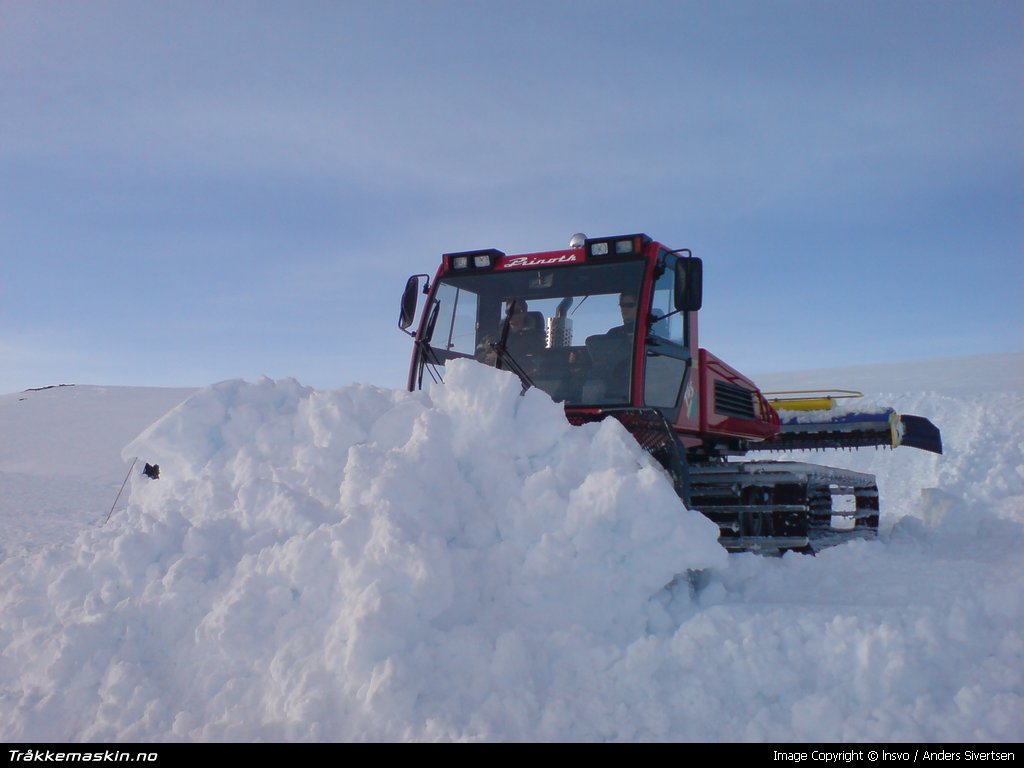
765,390,864,412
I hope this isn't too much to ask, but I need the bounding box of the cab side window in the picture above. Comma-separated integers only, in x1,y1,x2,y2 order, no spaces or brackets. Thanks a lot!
431,282,479,357
644,257,688,409
650,259,685,345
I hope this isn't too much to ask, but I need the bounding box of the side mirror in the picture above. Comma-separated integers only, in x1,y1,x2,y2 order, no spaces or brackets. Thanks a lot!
399,276,421,330
674,258,703,312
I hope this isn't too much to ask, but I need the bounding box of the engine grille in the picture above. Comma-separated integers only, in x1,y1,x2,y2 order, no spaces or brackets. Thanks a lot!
714,380,756,419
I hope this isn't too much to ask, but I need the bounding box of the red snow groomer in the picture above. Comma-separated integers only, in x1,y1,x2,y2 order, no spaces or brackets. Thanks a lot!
399,233,941,553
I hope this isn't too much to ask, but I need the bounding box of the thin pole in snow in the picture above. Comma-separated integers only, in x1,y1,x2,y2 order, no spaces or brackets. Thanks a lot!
105,457,138,525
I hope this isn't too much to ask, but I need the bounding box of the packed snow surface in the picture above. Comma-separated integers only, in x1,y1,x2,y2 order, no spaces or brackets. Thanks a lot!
0,354,1021,742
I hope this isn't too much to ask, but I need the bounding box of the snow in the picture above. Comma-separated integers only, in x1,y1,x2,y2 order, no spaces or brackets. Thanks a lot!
0,354,1021,742
0,385,195,555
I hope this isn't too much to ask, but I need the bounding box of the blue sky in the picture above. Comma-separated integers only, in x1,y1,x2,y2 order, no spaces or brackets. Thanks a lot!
2,0,1021,394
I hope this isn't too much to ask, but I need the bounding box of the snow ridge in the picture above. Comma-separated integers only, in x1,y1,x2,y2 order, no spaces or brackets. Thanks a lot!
0,361,724,741
0,357,1021,741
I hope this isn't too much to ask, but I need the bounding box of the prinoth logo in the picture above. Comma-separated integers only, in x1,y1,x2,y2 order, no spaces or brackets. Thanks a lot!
498,253,580,270
684,376,698,421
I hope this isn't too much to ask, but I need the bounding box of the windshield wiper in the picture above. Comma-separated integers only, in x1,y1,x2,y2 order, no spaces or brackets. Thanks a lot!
649,308,683,327
491,299,535,395
416,338,445,386
416,300,446,386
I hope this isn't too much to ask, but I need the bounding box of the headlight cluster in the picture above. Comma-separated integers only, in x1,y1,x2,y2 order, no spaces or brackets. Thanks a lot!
444,249,504,272
583,234,650,259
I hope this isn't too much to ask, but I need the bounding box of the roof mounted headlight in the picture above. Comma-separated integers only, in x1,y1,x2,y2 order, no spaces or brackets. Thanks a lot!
443,248,504,273
584,234,650,260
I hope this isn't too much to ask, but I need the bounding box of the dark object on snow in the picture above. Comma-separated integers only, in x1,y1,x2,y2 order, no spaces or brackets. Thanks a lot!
24,384,75,392
143,463,160,480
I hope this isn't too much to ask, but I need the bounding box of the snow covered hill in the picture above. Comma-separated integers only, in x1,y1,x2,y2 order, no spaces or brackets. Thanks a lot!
0,355,1021,742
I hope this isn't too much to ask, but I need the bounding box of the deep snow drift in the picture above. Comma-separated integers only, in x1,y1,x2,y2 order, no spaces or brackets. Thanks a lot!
0,355,1021,741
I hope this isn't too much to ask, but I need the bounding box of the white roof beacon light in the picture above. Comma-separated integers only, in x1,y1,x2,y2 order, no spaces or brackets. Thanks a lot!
569,233,587,248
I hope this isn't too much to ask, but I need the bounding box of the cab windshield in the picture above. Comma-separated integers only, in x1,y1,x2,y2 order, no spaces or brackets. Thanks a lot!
420,261,646,405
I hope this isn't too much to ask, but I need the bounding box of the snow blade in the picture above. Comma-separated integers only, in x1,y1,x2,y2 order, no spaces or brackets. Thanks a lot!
899,414,943,454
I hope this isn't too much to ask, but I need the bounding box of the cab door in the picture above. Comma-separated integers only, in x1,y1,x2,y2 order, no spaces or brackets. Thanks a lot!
643,254,696,427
